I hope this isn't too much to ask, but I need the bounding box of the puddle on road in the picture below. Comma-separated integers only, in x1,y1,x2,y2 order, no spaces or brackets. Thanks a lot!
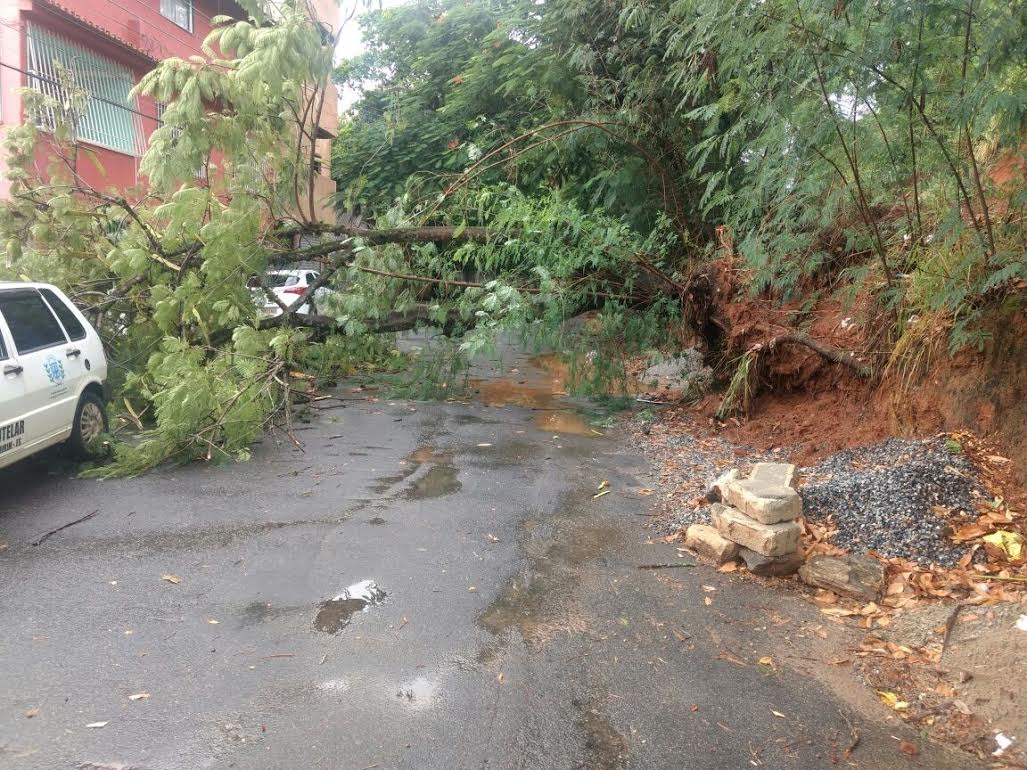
396,675,439,709
407,447,453,464
370,446,462,499
403,464,461,499
315,579,387,634
317,678,351,693
478,513,621,644
535,409,594,435
468,355,599,436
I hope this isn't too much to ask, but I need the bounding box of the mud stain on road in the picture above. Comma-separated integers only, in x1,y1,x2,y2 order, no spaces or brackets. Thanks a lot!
240,600,297,627
479,493,623,644
576,696,629,769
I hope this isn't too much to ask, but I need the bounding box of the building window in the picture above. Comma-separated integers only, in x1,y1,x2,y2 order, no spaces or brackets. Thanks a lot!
25,24,143,156
154,101,207,180
160,0,194,33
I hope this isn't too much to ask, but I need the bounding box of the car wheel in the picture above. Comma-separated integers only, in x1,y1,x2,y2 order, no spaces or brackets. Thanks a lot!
67,391,108,459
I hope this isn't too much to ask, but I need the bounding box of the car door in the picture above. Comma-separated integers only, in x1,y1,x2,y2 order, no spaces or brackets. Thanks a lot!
0,288,74,448
39,287,90,407
0,313,31,464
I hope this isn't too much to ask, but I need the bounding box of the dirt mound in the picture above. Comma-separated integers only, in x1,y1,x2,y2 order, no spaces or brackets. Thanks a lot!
877,300,1027,487
686,266,1025,483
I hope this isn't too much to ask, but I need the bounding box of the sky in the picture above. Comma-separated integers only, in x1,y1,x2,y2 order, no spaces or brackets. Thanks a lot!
332,0,407,110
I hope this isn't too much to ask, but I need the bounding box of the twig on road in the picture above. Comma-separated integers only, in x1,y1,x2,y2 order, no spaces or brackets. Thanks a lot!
31,509,99,546
838,709,861,757
637,563,697,569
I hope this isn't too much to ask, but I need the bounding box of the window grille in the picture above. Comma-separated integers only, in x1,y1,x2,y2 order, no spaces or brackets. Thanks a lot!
25,24,144,156
155,101,207,180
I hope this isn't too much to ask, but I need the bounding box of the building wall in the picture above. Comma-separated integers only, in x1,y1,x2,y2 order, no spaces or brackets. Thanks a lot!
0,0,337,221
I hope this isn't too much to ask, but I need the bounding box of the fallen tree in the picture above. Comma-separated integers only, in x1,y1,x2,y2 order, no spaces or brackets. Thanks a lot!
0,1,887,475
0,2,692,474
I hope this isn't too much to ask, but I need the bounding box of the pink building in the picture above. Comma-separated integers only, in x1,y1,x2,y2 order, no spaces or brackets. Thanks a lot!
0,0,337,220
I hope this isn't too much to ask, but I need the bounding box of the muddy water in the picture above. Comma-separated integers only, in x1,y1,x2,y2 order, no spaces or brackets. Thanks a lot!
315,580,387,634
370,446,462,499
468,355,596,436
403,464,461,499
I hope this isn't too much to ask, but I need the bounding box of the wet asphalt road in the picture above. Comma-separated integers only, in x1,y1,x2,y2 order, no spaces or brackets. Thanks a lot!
0,352,981,770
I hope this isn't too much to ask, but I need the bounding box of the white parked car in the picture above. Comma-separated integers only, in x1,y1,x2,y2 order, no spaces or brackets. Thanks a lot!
0,282,109,469
251,269,332,318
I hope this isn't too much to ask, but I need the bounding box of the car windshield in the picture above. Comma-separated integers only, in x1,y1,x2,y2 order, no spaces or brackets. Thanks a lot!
265,274,300,288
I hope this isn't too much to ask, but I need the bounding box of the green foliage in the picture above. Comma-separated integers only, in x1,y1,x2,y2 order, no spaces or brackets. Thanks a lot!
338,0,1026,348
3,0,1024,476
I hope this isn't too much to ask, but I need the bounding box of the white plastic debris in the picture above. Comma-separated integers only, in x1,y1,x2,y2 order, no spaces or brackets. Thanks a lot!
1015,614,1027,632
993,733,1016,756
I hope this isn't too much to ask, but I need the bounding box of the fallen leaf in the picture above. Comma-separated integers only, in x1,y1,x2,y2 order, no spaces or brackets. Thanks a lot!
898,740,919,756
876,691,909,711
128,692,150,701
638,488,655,496
820,607,858,617
703,596,713,606
597,480,609,490
86,721,108,728
160,574,182,584
717,561,739,573
981,530,1023,560
758,656,775,667
771,709,786,718
24,707,39,718
702,585,717,592
486,533,500,543
496,672,504,683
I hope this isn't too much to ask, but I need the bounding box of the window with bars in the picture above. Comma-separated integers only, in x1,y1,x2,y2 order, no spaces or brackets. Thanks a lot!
25,24,144,156
154,101,207,180
160,0,194,33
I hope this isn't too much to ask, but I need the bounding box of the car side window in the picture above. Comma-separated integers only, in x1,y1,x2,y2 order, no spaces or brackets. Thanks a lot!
0,289,68,354
0,327,7,360
306,272,317,284
40,289,87,341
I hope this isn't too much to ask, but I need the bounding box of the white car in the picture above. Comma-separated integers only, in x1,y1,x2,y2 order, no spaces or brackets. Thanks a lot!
0,282,109,469
252,269,331,318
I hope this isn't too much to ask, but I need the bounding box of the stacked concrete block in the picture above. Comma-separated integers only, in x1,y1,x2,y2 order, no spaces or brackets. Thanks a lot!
687,462,804,576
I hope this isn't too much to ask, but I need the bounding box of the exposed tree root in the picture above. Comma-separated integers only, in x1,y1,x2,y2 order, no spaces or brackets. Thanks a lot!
766,333,871,376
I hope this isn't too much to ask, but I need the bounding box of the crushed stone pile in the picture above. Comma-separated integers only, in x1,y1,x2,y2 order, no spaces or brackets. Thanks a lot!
799,437,988,567
643,419,990,568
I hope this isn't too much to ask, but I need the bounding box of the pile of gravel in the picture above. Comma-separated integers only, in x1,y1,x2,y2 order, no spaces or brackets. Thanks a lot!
798,437,987,567
642,421,989,567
